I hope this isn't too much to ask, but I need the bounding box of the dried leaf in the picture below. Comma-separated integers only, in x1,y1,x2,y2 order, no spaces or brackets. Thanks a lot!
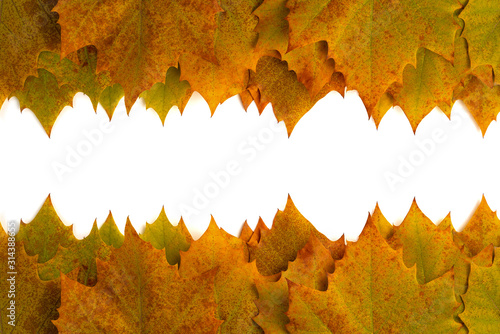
54,220,221,332
99,211,124,249
393,48,461,132
16,195,74,264
140,66,192,124
0,0,60,103
286,0,459,121
460,0,500,84
0,230,60,332
55,0,221,109
454,196,500,258
286,216,461,333
37,221,110,286
141,207,192,266
14,69,75,136
460,247,500,333
391,200,461,284
453,74,500,136
179,218,266,333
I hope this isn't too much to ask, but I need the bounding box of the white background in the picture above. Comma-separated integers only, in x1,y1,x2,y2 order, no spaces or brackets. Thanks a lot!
0,90,498,241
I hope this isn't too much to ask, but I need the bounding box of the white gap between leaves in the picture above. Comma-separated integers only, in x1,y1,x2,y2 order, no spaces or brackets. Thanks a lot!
0,90,495,241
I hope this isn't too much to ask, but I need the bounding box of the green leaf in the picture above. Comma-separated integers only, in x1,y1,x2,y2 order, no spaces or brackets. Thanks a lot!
17,195,74,263
141,207,192,266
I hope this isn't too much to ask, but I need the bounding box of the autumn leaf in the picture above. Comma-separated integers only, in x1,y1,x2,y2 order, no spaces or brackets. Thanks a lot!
460,0,500,85
99,211,124,249
239,221,255,242
282,233,334,291
37,46,111,110
140,66,192,124
286,215,461,333
286,0,459,122
253,276,290,333
250,56,312,135
453,74,500,136
253,195,341,275
55,0,221,109
454,244,494,298
16,195,74,264
0,0,60,104
13,69,75,136
0,230,60,333
390,200,461,284
253,0,289,56
460,247,500,333
54,220,221,332
179,218,271,333
392,48,461,132
179,0,262,111
37,221,110,286
99,84,125,120
141,207,192,266
283,41,335,98
454,195,500,258
249,218,270,245
372,203,395,241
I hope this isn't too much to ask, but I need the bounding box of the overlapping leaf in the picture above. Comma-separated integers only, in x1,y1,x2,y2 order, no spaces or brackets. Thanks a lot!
0,230,60,332
286,216,461,333
54,220,221,332
16,195,74,263
460,247,500,333
0,0,60,104
55,0,221,109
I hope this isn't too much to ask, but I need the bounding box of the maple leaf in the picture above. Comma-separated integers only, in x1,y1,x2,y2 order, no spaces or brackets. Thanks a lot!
250,56,312,136
392,48,461,132
16,195,74,264
179,218,273,333
454,244,494,298
179,0,262,112
140,66,192,124
13,69,75,136
286,215,461,333
253,0,289,56
37,221,111,286
55,0,221,109
0,230,60,332
454,195,500,258
54,220,221,332
141,207,192,266
239,221,254,242
99,84,125,120
253,195,342,275
372,203,395,241
390,200,461,284
286,0,459,121
460,0,500,85
453,74,500,136
253,276,290,333
460,247,500,333
282,233,334,291
283,41,335,98
0,0,60,104
99,211,124,249
37,46,111,110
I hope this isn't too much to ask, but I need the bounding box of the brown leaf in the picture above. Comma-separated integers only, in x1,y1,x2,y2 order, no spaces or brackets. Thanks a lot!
0,0,60,104
55,0,221,109
0,230,60,332
286,0,459,119
286,215,461,333
54,220,221,332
